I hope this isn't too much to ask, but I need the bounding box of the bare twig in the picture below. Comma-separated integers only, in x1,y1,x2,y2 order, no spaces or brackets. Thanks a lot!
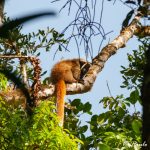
53,0,109,59
0,55,29,58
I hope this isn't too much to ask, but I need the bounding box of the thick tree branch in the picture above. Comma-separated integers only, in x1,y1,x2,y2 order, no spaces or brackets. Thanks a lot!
135,26,150,38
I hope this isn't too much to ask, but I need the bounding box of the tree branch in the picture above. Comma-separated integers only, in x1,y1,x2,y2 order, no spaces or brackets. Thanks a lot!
0,11,144,103
135,26,150,38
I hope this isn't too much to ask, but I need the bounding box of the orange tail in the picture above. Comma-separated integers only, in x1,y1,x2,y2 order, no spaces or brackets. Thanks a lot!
56,79,66,126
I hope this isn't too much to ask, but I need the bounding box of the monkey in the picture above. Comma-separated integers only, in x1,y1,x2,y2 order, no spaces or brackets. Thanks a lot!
50,58,91,126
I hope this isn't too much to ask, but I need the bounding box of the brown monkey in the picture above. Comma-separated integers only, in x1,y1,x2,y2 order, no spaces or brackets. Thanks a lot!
51,59,91,126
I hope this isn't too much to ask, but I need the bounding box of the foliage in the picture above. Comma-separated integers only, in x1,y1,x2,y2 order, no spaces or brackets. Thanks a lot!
0,98,80,150
120,38,149,90
0,1,148,149
65,94,142,150
0,72,7,90
120,37,150,105
0,16,146,150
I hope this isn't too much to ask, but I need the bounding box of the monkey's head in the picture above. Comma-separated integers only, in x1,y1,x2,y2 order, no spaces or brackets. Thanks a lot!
79,59,91,80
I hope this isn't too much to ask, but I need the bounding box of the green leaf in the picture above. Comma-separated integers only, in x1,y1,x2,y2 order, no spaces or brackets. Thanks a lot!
83,102,92,113
90,115,98,126
97,113,105,125
118,107,125,118
36,52,41,56
58,45,62,51
41,71,47,76
99,143,110,150
79,125,88,133
42,36,46,43
71,99,81,106
129,90,140,104
131,119,142,134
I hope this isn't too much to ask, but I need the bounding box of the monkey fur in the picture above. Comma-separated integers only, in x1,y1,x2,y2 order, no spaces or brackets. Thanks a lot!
51,58,91,126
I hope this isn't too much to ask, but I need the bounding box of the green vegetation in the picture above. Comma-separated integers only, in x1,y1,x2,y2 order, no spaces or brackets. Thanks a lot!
0,1,149,149
0,99,80,150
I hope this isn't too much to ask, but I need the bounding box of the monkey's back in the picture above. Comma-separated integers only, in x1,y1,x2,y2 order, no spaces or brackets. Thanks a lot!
51,59,81,83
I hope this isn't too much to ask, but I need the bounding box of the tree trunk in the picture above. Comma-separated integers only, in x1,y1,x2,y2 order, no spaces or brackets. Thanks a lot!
142,44,150,149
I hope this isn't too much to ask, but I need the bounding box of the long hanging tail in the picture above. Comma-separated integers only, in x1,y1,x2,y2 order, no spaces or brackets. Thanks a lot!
56,79,66,127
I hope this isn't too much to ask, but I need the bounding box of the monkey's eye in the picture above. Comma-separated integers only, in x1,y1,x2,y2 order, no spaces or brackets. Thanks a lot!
80,65,90,79
82,68,87,74
80,68,87,79
80,61,91,79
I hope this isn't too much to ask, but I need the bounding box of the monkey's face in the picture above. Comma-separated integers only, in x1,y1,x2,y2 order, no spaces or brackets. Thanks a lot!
79,61,91,79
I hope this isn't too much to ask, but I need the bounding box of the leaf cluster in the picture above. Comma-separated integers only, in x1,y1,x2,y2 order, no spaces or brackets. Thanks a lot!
64,94,142,150
0,98,79,150
121,38,150,90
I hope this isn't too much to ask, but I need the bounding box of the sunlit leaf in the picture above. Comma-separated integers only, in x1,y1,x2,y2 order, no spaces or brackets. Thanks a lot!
131,119,142,134
99,143,110,150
